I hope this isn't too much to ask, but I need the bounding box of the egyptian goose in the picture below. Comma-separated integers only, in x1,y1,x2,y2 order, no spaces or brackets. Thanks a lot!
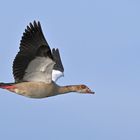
0,21,94,98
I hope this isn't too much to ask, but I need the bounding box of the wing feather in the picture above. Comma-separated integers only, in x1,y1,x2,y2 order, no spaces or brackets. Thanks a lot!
13,21,53,83
13,21,64,83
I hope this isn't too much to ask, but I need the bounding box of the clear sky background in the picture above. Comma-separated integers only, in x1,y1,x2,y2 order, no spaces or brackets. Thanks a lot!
0,0,139,140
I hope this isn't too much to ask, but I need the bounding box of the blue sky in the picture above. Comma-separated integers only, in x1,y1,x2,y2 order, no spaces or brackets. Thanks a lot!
0,0,140,140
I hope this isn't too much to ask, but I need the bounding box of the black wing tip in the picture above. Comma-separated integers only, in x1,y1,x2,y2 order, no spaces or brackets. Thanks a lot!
29,20,40,26
28,21,39,29
52,48,59,53
52,48,64,72
24,21,41,33
33,20,41,28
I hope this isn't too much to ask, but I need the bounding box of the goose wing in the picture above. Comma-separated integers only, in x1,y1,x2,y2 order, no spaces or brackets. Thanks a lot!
13,21,55,83
52,48,64,82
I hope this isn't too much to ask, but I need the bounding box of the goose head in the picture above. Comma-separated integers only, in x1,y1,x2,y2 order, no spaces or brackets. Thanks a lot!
76,85,95,94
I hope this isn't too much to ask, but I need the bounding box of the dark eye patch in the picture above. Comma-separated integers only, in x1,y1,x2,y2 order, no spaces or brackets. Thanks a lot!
81,85,86,89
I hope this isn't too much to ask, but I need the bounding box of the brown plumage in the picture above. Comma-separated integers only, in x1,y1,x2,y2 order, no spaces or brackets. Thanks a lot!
0,21,94,98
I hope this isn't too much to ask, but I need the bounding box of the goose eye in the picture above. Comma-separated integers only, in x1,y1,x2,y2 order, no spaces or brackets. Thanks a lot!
81,85,86,89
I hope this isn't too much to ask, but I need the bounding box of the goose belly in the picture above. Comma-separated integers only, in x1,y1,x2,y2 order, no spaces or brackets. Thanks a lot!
13,82,57,98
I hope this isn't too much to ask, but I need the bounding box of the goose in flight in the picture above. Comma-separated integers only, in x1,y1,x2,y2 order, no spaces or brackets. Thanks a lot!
0,21,94,98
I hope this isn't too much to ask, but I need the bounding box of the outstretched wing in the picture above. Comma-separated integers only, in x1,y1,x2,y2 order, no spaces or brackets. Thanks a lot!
52,48,64,82
13,21,55,83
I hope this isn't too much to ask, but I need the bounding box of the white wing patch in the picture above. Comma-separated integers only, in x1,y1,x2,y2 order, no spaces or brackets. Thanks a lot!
23,57,55,83
52,70,64,82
